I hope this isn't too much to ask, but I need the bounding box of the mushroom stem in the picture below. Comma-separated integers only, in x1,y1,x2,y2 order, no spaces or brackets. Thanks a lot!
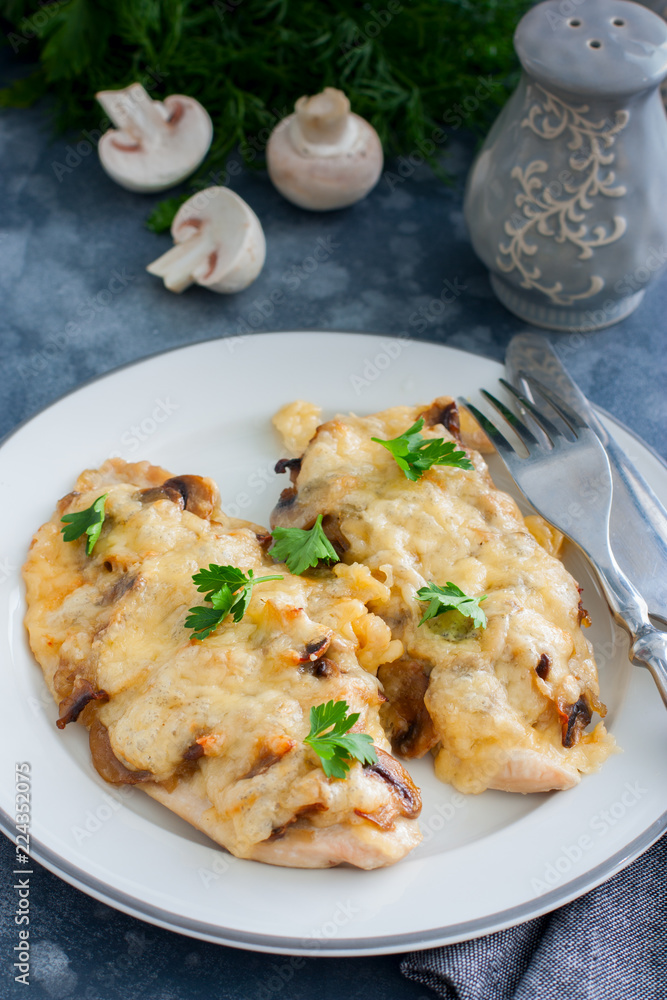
96,83,170,146
295,87,351,146
146,235,213,293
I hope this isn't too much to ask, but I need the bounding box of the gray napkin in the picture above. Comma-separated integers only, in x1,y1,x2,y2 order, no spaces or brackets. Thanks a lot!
401,834,666,1000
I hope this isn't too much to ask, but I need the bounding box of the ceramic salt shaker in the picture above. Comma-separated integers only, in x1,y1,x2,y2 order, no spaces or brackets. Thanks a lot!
464,0,667,331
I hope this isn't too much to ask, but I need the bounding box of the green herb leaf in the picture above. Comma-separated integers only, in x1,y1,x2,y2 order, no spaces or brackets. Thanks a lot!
372,418,473,481
185,589,234,640
60,494,108,555
185,564,283,639
416,582,487,629
269,514,339,575
146,194,189,234
0,71,48,110
192,564,248,601
304,699,377,779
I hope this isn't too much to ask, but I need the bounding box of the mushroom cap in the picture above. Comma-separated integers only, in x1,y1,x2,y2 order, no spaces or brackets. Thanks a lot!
266,103,384,211
97,92,213,193
171,187,266,293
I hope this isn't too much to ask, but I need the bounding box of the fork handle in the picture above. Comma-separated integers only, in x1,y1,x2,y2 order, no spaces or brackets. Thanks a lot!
629,627,667,708
593,556,667,707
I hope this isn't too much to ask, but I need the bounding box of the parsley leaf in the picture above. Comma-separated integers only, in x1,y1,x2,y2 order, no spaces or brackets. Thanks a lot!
269,514,339,575
185,565,283,640
185,596,234,641
192,564,248,601
416,582,487,629
304,700,378,779
372,418,473,481
146,194,190,234
60,494,108,555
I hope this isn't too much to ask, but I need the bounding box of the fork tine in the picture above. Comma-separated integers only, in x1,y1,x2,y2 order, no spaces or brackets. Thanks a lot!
523,376,589,434
498,378,562,442
480,390,542,451
456,399,518,460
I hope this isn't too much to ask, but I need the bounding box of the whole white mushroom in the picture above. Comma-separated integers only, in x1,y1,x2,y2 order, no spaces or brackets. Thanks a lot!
146,187,265,294
266,87,383,211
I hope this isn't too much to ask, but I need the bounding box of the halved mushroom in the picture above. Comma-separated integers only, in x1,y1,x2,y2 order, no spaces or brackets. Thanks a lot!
266,87,383,211
96,83,212,193
146,187,266,293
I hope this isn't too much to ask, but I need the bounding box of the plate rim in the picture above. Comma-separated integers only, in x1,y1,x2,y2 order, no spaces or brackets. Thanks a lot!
0,810,661,957
1,329,665,956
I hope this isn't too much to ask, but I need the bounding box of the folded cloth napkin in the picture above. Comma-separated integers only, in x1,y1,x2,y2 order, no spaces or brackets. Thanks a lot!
401,833,666,1000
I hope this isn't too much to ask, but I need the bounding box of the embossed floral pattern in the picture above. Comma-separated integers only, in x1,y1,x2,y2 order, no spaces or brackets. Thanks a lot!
496,85,629,305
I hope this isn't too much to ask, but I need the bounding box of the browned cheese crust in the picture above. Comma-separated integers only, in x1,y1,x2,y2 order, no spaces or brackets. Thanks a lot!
270,399,616,794
23,459,422,868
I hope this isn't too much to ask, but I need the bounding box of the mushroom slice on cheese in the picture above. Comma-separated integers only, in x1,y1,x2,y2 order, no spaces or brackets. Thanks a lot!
23,459,420,869
270,398,616,795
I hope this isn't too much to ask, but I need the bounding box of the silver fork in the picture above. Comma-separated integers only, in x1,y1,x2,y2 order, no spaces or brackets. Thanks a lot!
459,378,667,707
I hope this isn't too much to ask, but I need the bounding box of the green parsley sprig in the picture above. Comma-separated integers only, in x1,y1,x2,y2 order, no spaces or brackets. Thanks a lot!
186,564,283,640
372,418,472,481
304,700,377,780
416,582,487,629
269,515,339,575
60,494,108,555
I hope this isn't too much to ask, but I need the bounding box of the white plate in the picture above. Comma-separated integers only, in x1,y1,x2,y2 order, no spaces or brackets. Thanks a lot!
1,332,666,957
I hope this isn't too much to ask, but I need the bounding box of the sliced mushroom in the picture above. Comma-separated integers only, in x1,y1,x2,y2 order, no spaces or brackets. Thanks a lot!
356,747,422,829
274,457,302,484
96,83,212,192
378,659,439,758
301,657,339,679
89,719,153,785
419,397,461,439
560,696,593,749
146,187,266,293
137,475,218,519
161,475,218,520
56,679,109,729
266,87,383,211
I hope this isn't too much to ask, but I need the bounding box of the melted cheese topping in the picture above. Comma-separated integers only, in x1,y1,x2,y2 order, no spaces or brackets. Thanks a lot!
23,459,421,868
270,403,616,795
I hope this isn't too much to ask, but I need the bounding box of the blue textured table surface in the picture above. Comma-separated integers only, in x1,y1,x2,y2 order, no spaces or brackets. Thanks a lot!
1,50,666,1000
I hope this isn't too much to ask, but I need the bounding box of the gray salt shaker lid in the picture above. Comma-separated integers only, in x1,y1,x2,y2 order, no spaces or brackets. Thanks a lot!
515,0,667,98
